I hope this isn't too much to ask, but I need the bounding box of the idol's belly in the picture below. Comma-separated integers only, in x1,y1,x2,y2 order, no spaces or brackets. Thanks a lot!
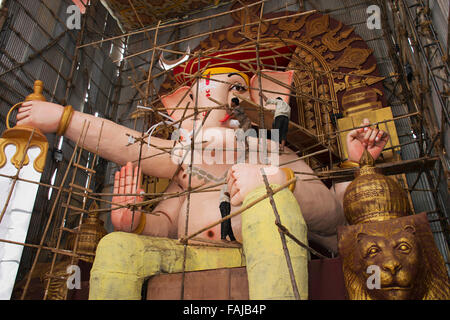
177,190,242,242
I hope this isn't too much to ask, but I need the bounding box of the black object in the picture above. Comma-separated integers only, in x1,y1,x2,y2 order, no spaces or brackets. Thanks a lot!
272,115,289,143
219,201,235,241
53,149,63,162
405,63,413,83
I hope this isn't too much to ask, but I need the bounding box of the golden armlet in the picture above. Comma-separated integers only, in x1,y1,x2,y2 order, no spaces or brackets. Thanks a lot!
56,105,74,136
281,167,296,192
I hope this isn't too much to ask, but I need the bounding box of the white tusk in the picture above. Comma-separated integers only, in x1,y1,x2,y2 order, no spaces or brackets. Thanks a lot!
159,46,191,71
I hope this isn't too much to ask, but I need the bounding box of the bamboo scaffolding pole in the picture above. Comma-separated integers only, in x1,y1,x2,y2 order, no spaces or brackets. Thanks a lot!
260,168,300,300
179,176,297,244
180,52,204,300
143,20,161,106
316,111,421,140
64,122,105,299
0,172,213,211
256,1,266,129
0,238,94,258
43,121,95,300
279,149,329,166
20,121,88,300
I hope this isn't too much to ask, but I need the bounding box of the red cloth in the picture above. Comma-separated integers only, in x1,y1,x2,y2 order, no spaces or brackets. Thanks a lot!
219,114,232,123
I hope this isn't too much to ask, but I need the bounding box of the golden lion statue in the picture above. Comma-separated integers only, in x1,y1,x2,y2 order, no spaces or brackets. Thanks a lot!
338,213,450,300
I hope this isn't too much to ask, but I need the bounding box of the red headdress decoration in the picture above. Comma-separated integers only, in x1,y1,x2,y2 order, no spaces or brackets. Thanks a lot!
164,43,296,86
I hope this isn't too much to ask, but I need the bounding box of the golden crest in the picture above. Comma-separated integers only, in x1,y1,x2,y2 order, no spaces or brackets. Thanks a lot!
331,46,373,69
0,126,48,173
321,22,359,52
305,14,329,39
278,11,313,32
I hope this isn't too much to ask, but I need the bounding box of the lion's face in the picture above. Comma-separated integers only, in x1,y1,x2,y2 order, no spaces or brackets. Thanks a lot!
355,226,420,300
338,213,450,300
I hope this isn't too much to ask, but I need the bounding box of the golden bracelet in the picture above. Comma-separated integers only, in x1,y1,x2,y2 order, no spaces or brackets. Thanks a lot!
132,213,146,235
339,160,360,168
56,105,74,136
281,167,296,192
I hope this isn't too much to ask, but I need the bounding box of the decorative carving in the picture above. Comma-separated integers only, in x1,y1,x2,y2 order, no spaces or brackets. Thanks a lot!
227,1,268,41
104,0,218,30
321,22,359,52
305,14,329,40
334,64,385,94
278,11,313,32
227,26,245,44
331,46,373,69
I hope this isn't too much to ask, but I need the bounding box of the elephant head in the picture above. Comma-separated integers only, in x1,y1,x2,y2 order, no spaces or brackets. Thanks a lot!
160,44,296,132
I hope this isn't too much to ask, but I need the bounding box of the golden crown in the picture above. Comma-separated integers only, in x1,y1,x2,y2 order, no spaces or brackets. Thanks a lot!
343,150,411,225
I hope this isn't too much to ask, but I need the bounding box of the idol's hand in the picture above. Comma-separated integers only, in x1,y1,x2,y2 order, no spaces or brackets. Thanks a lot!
111,162,145,232
346,118,390,162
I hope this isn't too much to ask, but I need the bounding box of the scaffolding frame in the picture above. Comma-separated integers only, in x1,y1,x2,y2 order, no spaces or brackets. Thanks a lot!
0,0,448,300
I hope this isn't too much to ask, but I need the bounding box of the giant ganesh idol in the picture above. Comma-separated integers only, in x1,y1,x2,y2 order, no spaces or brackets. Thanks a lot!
16,44,389,300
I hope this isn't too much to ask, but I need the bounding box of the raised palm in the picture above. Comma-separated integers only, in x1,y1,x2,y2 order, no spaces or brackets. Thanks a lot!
111,162,144,232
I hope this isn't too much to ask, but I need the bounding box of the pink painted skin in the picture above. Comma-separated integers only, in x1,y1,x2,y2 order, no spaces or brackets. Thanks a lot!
347,118,389,162
16,69,389,252
111,162,144,232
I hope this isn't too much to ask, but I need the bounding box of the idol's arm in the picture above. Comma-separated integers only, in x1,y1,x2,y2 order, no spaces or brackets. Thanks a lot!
66,111,179,178
331,181,351,209
281,153,346,236
17,101,179,179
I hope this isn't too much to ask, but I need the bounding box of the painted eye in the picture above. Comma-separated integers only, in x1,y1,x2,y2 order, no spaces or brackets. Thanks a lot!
397,242,411,253
230,83,247,92
367,246,380,257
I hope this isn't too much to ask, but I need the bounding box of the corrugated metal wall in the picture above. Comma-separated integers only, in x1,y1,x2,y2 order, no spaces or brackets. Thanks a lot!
0,0,121,289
